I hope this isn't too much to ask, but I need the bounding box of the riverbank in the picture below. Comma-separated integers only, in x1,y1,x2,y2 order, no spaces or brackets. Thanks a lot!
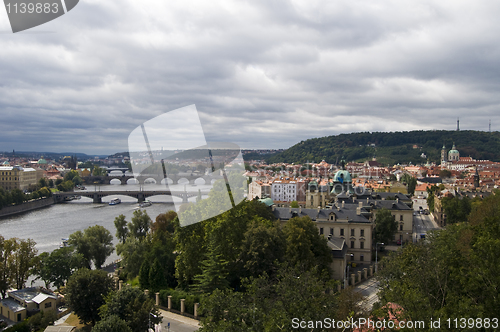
0,197,55,218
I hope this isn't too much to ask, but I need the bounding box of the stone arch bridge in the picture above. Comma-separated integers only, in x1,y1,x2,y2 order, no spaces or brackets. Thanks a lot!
82,173,223,185
54,190,209,204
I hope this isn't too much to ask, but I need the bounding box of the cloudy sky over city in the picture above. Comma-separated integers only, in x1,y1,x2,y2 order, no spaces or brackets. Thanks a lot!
1,0,500,155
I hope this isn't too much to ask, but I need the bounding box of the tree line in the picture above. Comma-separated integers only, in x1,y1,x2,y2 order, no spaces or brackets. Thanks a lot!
375,192,500,329
265,130,500,165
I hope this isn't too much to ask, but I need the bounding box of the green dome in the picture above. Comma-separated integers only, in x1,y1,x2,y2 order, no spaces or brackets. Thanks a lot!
37,158,48,164
333,170,352,183
449,149,459,154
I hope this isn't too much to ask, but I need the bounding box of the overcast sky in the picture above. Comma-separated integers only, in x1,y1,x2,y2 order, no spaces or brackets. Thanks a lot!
1,0,499,155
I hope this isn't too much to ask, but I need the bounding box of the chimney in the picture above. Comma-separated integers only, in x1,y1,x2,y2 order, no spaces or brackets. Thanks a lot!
317,207,320,213
352,197,355,203
342,201,345,208
359,202,363,209
272,205,275,211
299,206,302,213
289,206,292,213
396,198,399,203
356,207,361,215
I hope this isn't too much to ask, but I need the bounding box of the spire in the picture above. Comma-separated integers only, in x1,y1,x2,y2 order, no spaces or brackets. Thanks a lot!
457,117,460,131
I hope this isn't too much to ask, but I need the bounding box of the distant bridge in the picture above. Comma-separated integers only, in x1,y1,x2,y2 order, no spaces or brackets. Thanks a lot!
54,190,210,204
82,173,224,185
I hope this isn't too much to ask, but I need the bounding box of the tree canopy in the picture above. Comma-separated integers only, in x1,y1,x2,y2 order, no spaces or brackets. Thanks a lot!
99,287,161,332
374,208,398,244
68,225,114,269
65,268,114,326
376,193,500,325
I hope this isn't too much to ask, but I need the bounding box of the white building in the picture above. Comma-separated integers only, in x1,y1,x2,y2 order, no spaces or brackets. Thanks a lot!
271,179,297,202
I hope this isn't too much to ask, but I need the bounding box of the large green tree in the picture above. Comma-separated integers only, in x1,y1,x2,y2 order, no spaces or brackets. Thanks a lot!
441,195,472,224
69,225,114,269
238,218,285,279
374,208,398,244
401,174,417,196
128,209,151,240
9,238,38,290
92,315,132,332
116,237,150,279
65,268,114,326
99,287,161,332
34,246,83,290
283,216,332,277
114,214,129,244
0,237,17,298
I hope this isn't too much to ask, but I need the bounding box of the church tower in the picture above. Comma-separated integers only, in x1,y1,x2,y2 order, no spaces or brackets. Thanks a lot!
441,144,447,165
473,168,480,188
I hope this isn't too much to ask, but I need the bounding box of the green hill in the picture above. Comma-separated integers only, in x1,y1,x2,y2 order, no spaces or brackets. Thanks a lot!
265,130,500,166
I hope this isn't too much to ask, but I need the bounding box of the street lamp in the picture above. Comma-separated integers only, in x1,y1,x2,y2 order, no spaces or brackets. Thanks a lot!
375,242,384,273
344,253,354,289
401,232,410,249
149,310,158,332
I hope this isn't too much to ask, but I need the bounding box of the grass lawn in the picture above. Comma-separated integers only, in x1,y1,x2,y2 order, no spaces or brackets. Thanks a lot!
128,276,140,287
63,313,92,331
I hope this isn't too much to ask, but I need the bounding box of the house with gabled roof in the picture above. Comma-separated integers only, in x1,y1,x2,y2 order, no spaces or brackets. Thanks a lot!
0,287,58,323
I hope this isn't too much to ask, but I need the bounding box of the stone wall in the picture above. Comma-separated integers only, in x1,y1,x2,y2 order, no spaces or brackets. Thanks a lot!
0,197,55,218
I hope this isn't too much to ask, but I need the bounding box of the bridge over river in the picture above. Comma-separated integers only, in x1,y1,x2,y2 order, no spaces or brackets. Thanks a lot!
82,173,224,185
54,190,210,204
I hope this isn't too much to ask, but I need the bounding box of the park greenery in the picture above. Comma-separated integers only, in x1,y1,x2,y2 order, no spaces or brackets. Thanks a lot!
400,173,417,196
0,236,38,297
374,208,398,245
375,193,500,328
0,178,53,209
264,130,500,165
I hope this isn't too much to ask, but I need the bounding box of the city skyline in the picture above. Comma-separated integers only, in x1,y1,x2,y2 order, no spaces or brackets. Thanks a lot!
1,1,500,154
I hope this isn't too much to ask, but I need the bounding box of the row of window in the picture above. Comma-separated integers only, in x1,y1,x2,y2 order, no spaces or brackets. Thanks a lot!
0,178,16,181
0,172,13,175
320,227,366,237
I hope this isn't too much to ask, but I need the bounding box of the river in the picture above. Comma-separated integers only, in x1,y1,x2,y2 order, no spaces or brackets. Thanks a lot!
0,183,212,265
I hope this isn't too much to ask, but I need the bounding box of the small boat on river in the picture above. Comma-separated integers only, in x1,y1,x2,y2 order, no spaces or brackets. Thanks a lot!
109,198,121,205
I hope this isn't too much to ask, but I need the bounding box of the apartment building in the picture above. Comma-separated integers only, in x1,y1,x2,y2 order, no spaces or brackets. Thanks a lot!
0,166,42,191
271,179,297,202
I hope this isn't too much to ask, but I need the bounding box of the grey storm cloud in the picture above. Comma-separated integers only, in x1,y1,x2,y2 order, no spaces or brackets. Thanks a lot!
0,0,500,154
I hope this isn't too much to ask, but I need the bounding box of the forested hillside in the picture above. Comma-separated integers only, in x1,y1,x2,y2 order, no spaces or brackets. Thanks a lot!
264,130,500,165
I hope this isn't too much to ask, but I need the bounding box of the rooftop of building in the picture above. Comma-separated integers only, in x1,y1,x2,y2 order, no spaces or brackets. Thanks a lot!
272,206,371,223
9,287,57,304
0,298,26,313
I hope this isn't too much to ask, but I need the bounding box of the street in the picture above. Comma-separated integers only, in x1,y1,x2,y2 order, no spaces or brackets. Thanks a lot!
355,278,380,312
412,197,440,242
156,310,200,332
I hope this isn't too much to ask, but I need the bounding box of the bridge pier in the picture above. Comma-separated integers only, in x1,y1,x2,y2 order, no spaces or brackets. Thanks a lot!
180,193,189,203
93,193,102,204
137,193,145,203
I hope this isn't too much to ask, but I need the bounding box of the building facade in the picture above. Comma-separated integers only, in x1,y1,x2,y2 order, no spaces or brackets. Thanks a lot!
271,179,297,202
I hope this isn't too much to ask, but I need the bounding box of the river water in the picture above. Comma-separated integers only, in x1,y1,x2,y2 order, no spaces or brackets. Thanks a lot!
0,183,212,265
